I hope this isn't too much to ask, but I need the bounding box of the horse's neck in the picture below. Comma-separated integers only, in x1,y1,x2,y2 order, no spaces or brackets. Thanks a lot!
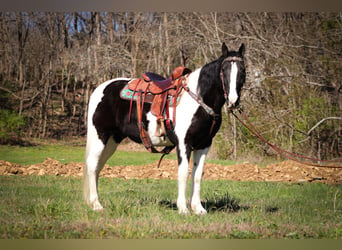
196,63,225,113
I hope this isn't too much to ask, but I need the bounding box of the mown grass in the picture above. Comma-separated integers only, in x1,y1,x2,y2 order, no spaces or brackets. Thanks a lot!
0,143,341,238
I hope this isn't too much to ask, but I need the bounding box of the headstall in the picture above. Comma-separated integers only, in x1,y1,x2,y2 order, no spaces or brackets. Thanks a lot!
220,56,244,101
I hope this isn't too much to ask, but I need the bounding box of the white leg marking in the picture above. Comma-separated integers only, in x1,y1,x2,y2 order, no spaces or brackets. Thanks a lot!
176,142,190,215
228,62,238,107
84,134,105,211
84,136,117,211
191,148,209,215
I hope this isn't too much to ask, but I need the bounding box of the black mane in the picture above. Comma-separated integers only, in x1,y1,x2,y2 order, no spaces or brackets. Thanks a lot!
197,56,226,114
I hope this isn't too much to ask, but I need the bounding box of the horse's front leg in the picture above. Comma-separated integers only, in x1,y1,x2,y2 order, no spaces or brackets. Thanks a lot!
190,147,209,215
176,143,191,214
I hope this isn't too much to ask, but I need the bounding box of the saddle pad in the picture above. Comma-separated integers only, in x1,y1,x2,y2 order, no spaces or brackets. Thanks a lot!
120,83,142,101
120,83,180,105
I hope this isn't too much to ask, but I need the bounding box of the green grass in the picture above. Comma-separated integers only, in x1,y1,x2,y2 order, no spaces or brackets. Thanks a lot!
0,175,341,239
0,142,341,238
0,144,177,166
0,143,235,166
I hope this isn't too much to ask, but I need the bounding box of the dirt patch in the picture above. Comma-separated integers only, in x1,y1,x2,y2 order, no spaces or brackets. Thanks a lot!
0,158,341,184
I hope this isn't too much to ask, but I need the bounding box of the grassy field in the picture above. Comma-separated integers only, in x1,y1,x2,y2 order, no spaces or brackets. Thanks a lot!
0,142,342,239
0,143,176,166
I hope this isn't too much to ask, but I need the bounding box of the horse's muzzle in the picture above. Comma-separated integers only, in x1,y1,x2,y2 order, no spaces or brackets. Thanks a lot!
227,101,237,109
227,100,240,111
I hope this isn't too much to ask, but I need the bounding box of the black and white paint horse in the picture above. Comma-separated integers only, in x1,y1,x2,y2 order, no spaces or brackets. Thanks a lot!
84,43,246,215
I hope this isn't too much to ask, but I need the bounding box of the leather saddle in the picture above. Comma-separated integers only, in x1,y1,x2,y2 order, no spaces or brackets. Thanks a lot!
124,66,191,153
128,66,192,95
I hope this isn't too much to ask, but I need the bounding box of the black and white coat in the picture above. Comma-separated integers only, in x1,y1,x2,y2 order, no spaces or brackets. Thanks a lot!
84,43,246,215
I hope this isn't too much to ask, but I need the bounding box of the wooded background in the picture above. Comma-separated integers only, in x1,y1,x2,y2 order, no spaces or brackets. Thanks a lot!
0,12,341,160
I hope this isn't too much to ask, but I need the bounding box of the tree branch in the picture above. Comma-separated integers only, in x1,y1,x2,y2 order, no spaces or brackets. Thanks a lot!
0,86,22,99
0,85,40,102
307,117,342,135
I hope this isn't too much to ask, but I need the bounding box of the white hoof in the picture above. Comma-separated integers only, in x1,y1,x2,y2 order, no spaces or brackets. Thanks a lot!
191,204,207,215
177,201,190,215
178,207,190,215
193,208,207,215
92,201,104,211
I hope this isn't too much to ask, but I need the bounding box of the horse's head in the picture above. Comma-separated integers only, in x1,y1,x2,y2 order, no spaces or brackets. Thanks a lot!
220,43,246,109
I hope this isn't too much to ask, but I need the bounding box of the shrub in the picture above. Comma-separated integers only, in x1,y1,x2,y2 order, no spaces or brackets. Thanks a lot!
0,109,25,142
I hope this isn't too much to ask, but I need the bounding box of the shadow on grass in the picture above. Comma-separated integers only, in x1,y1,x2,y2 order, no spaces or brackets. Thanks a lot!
265,206,279,213
159,194,252,213
203,195,250,213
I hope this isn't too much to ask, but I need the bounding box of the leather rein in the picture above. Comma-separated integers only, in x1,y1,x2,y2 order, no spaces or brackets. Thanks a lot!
229,109,342,168
220,56,342,168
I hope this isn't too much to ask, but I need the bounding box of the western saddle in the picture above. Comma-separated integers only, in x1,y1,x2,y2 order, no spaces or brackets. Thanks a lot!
124,66,192,153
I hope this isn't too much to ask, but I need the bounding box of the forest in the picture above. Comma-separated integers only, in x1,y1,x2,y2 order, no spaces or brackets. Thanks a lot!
0,12,341,161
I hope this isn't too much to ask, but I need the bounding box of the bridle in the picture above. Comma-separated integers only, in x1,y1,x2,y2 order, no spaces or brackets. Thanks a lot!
220,56,244,104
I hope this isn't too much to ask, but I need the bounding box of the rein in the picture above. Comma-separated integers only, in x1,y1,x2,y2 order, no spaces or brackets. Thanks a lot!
219,55,341,168
230,108,342,169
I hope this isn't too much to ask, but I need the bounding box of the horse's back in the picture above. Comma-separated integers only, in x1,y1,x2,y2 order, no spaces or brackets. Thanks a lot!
90,78,130,103
89,78,130,114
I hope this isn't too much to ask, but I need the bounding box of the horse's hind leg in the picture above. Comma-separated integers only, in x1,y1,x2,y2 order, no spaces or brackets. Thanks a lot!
84,133,117,211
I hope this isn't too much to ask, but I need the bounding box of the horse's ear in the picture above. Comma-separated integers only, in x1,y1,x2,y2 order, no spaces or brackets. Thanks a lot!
222,42,229,57
239,43,245,57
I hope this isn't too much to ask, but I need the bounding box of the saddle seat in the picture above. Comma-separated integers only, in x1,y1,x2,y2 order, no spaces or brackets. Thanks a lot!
126,66,191,152
143,72,166,82
128,66,191,95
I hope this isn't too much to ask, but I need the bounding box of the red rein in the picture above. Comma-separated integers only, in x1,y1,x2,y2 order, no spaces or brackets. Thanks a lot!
230,109,342,169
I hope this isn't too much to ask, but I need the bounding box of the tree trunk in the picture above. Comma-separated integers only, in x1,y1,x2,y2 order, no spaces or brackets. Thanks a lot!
40,13,55,138
16,12,29,115
94,12,101,81
164,13,170,74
